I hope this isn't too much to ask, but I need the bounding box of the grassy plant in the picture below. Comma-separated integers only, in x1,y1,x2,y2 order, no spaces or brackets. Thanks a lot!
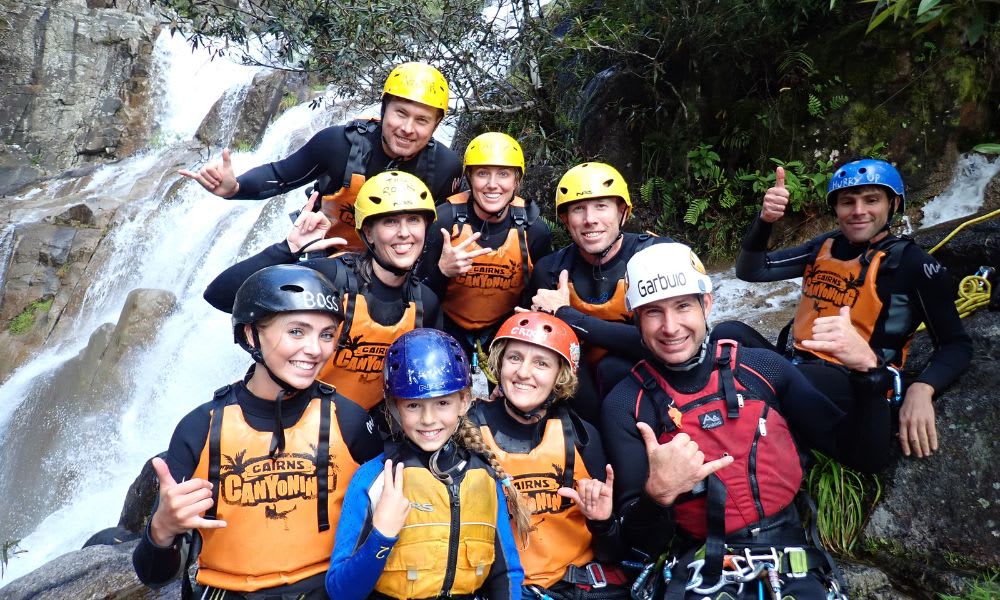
805,452,881,557
939,571,1000,600
8,298,54,335
1,539,25,578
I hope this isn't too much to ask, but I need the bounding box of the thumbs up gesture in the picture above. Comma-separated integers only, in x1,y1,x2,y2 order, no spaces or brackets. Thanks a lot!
760,166,789,223
438,229,494,278
149,457,227,547
799,305,879,371
636,422,733,506
179,148,240,198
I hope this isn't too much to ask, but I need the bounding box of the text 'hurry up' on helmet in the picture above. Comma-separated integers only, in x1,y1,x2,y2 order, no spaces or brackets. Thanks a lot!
464,132,525,174
232,264,344,359
624,243,713,312
382,62,449,116
384,328,471,399
491,312,581,374
353,170,437,230
826,158,906,213
555,162,632,221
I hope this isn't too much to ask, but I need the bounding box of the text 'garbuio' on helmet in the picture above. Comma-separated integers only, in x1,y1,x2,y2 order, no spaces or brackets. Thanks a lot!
232,265,344,360
382,62,449,118
491,312,581,374
464,132,525,174
827,158,906,214
353,170,437,231
384,329,471,400
624,243,713,312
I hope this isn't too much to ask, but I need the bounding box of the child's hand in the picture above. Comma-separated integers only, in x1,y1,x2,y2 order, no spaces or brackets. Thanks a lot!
558,464,615,521
372,459,411,537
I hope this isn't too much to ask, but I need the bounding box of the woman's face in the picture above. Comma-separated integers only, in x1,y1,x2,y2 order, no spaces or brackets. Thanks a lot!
500,340,560,415
250,311,339,393
469,166,519,219
394,390,471,452
363,212,428,271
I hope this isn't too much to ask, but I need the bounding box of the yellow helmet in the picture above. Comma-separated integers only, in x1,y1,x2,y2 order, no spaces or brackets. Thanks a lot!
354,171,437,230
555,162,632,220
382,62,449,116
463,132,525,173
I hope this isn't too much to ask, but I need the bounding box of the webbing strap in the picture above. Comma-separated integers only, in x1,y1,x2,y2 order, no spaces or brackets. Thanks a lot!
342,119,376,188
716,343,740,419
557,405,576,511
205,385,234,520
702,473,728,582
316,394,332,532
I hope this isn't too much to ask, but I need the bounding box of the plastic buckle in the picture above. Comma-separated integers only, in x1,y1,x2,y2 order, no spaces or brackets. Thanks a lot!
586,563,607,588
783,547,808,578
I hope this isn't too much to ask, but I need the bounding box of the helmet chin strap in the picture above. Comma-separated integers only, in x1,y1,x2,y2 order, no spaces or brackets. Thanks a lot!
250,325,302,458
502,389,555,422
661,334,711,372
472,194,510,222
362,235,411,278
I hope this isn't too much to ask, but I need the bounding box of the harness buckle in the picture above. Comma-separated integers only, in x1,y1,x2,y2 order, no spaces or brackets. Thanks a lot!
783,546,808,578
586,562,607,588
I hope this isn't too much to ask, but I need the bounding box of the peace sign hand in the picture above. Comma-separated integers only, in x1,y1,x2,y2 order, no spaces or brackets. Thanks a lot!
372,460,411,538
557,464,615,521
439,229,493,277
149,457,227,547
287,193,347,254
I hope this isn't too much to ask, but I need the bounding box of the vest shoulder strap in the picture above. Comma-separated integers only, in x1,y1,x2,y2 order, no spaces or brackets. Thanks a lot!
630,361,678,435
205,384,239,520
341,118,379,189
554,404,576,510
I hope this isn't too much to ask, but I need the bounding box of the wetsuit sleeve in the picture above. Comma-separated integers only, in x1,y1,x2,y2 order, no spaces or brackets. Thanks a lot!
600,380,675,560
554,307,646,362
336,396,384,464
419,218,449,294
326,456,397,600
576,420,624,563
427,145,465,203
902,247,972,392
735,217,832,282
527,218,553,265
420,284,445,330
132,406,211,586
479,480,525,600
232,127,348,200
203,241,299,313
526,252,558,301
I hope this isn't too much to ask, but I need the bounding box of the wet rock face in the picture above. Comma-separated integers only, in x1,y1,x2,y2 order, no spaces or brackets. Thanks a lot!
0,0,158,182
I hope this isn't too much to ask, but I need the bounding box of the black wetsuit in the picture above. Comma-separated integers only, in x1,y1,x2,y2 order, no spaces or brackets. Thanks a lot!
230,124,463,203
420,200,553,356
602,346,891,598
132,381,382,595
204,242,443,332
527,234,674,422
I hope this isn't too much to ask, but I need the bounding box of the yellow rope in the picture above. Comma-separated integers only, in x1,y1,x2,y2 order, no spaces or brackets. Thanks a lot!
916,274,991,332
927,206,1000,255
475,339,498,385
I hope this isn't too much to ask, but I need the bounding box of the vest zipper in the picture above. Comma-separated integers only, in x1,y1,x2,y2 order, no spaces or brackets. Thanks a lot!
748,404,768,522
440,482,461,596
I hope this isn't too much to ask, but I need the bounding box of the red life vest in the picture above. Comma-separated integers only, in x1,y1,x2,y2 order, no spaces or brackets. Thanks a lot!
631,340,802,539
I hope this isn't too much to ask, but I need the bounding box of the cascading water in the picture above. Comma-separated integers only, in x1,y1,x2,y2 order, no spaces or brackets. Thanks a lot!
0,31,357,583
919,153,1000,229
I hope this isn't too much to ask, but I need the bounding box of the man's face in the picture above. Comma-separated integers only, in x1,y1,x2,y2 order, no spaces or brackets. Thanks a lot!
381,97,441,159
636,294,712,365
562,197,627,255
834,186,894,244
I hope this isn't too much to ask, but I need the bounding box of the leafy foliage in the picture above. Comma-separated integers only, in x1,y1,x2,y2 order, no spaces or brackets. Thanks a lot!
806,452,881,557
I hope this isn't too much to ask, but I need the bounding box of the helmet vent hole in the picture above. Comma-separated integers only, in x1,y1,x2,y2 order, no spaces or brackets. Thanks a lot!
858,167,867,174
519,318,529,326
280,284,304,293
543,325,552,333
369,195,383,205
420,191,428,200
602,178,615,189
559,187,568,195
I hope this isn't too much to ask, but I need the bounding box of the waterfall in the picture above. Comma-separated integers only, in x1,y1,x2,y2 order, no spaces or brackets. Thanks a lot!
0,31,355,583
920,153,1000,229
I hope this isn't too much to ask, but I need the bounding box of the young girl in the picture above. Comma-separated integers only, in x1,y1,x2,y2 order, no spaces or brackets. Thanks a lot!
205,170,443,415
474,312,626,600
132,265,383,598
325,328,528,600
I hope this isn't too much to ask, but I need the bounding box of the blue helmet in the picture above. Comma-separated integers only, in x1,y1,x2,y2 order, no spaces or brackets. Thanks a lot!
826,159,906,213
384,329,471,399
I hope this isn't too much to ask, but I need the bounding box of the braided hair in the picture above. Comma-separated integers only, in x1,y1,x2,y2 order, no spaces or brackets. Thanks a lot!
455,415,533,544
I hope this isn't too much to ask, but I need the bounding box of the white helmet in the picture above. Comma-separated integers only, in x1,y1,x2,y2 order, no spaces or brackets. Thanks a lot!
625,243,713,311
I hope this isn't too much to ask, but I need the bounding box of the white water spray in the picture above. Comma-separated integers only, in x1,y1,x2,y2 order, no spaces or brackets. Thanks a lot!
920,153,1000,229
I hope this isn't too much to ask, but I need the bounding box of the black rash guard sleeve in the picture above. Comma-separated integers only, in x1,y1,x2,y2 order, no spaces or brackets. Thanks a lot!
231,125,463,203
735,216,837,282
203,241,300,313
896,244,972,392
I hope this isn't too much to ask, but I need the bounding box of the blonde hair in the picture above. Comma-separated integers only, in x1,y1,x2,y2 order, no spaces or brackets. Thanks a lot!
455,415,533,544
487,339,578,401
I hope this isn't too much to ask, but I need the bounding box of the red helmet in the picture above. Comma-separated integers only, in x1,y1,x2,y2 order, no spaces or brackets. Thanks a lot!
492,312,580,373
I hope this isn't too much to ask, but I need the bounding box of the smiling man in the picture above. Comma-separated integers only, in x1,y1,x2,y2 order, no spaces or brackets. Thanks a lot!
724,158,971,459
180,62,463,251
526,162,673,422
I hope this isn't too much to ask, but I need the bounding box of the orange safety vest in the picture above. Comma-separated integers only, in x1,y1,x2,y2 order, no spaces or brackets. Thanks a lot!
442,192,533,330
792,237,906,366
192,387,358,592
317,118,444,253
478,411,594,588
318,285,421,410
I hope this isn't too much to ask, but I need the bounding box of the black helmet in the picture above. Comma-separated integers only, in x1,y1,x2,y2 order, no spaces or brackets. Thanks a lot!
232,265,344,361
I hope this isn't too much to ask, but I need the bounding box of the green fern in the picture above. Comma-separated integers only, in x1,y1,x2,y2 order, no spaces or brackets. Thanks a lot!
829,94,849,110
683,197,710,225
807,94,824,119
640,176,669,205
